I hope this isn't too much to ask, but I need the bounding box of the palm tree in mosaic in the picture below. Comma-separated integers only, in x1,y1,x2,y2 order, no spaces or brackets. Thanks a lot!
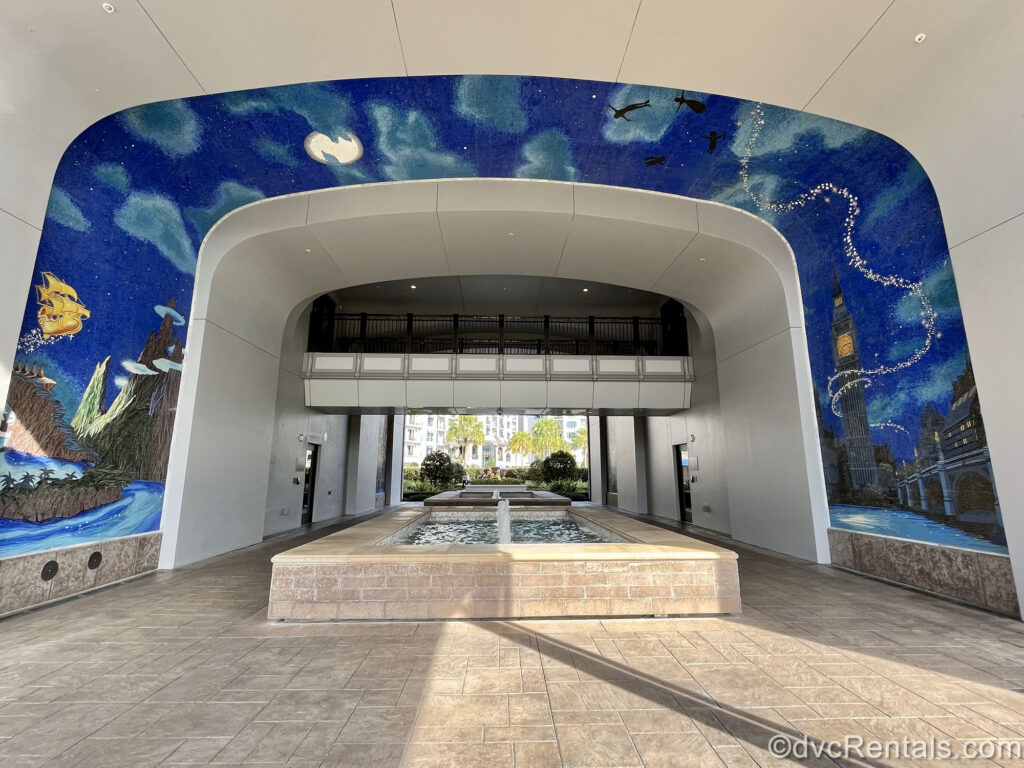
508,431,534,463
570,427,589,467
446,415,485,463
0,473,15,491
531,418,567,459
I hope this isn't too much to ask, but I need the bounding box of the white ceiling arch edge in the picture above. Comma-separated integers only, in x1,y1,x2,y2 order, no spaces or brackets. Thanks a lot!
160,178,830,568
191,178,807,362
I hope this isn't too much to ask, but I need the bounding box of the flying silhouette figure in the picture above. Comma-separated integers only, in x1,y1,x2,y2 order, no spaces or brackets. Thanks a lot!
674,91,706,114
608,100,651,121
701,131,726,153
643,155,667,167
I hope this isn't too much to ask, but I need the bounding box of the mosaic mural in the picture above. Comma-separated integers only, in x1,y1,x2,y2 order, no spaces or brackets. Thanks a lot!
0,75,1003,557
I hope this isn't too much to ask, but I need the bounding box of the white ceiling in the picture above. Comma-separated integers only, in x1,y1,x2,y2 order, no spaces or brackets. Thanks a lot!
200,180,800,366
2,0,1022,251
331,275,668,317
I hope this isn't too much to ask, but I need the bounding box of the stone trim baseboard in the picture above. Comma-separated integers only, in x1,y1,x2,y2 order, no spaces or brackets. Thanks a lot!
828,528,1018,618
0,532,161,616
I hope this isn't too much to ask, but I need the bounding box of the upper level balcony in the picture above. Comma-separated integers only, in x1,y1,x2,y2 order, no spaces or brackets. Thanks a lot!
307,311,687,358
302,287,693,415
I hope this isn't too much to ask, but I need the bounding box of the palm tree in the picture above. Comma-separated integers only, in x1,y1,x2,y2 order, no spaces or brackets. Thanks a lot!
0,473,15,491
38,467,55,483
531,418,567,459
507,431,534,463
17,472,35,489
446,415,485,463
570,427,589,467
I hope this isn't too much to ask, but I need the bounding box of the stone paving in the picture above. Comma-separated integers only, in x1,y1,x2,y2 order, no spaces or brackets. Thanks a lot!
3,518,1024,766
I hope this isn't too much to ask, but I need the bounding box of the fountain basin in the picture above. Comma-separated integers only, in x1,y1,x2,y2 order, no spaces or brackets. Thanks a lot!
423,486,569,507
381,509,624,546
269,505,741,621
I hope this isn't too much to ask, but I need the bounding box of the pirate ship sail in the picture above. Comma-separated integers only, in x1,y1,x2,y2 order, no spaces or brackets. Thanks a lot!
35,272,89,339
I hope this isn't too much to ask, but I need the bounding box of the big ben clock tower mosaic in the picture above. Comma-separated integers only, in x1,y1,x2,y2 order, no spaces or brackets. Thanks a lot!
830,271,880,489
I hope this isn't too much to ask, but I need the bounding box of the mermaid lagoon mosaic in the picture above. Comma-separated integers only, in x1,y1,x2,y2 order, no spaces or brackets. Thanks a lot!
0,75,1003,557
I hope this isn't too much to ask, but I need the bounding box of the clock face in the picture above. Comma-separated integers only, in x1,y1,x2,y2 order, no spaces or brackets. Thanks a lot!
837,333,854,357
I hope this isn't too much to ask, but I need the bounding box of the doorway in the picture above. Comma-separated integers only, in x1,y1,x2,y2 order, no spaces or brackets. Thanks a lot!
675,444,692,524
302,444,320,525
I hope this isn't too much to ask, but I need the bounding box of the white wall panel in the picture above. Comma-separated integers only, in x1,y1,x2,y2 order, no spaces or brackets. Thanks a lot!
164,182,826,570
162,320,279,567
453,380,501,410
264,367,308,537
313,414,350,522
644,416,679,522
393,1,638,81
406,380,455,410
717,331,819,560
606,416,639,514
950,216,1024,604
140,0,406,93
0,213,40,401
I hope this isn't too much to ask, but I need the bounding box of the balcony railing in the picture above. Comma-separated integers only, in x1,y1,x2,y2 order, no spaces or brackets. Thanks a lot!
309,312,680,357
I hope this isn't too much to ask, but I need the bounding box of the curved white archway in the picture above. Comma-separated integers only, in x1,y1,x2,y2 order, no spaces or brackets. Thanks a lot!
160,179,829,568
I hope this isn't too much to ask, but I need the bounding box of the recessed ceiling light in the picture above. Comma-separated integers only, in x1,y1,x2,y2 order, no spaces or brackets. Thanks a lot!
507,232,515,238
102,2,115,12
304,248,311,254
582,288,589,293
410,284,417,290
914,33,926,44
699,257,706,262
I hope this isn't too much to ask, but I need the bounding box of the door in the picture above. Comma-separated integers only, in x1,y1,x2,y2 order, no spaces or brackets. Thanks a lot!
302,444,320,525
675,444,692,524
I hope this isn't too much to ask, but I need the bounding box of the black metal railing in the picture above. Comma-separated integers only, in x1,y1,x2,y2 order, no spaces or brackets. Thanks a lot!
310,312,680,356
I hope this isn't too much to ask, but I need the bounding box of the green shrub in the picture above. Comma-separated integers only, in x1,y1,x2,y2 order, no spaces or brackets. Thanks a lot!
577,466,589,483
451,461,465,487
547,479,579,494
540,451,577,485
503,467,526,481
402,465,421,483
403,490,439,502
420,451,454,489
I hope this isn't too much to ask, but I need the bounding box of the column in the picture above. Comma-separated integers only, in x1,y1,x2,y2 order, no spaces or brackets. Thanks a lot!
986,449,1004,527
344,415,386,514
634,416,650,516
937,463,955,517
588,415,605,504
387,414,405,507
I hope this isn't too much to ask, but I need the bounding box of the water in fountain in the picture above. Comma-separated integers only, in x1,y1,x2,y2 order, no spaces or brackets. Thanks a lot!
496,499,512,545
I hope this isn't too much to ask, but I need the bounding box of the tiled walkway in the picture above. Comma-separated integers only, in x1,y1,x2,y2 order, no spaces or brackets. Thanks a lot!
3,519,1024,767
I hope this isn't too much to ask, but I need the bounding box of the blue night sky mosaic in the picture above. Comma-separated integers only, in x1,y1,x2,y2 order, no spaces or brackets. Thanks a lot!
5,74,991,552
